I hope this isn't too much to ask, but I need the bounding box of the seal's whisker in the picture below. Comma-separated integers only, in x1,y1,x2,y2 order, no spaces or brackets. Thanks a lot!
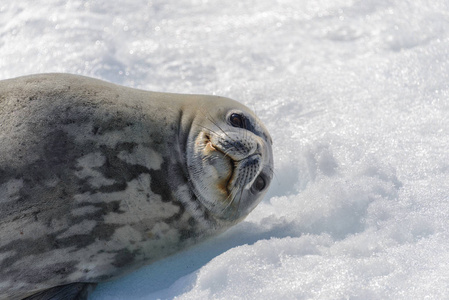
210,120,235,142
221,189,236,214
271,171,280,186
232,168,248,219
194,122,237,160
233,184,245,220
221,147,234,159
194,123,228,141
266,165,276,177
223,187,236,212
262,165,279,187
198,106,236,142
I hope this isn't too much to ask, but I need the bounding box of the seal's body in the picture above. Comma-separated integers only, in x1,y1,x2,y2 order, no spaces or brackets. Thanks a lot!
0,74,273,300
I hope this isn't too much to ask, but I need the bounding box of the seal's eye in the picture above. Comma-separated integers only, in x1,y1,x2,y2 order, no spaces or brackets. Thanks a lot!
252,175,266,192
230,113,245,129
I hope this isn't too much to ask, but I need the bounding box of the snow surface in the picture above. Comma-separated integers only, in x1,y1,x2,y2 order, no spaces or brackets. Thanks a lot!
2,0,449,299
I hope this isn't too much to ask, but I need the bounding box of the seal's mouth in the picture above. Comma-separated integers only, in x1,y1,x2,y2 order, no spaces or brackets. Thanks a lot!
203,134,234,196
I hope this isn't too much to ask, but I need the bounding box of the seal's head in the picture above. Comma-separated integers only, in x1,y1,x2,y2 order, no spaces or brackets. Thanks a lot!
186,97,273,223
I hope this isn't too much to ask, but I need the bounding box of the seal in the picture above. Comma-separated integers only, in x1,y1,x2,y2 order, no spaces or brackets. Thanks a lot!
0,74,273,300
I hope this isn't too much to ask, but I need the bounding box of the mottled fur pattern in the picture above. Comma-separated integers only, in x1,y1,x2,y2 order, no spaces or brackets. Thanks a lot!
0,74,273,299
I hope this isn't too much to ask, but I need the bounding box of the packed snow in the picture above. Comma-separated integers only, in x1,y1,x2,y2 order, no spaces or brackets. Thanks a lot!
1,0,449,299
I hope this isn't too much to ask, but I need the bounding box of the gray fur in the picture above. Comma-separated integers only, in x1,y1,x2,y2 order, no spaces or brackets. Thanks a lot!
22,283,97,300
0,74,273,299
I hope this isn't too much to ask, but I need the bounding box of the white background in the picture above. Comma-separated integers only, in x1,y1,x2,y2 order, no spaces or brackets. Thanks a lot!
1,0,449,299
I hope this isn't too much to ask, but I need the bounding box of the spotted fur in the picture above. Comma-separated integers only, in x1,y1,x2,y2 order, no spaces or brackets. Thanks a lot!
0,74,273,300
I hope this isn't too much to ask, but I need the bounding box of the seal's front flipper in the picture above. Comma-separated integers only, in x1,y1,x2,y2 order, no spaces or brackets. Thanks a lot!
23,282,98,300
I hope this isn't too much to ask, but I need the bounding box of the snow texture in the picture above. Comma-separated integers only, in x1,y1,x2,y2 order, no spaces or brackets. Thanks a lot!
1,0,449,299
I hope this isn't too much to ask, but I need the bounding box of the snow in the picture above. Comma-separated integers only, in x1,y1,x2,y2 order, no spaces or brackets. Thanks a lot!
2,0,449,299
